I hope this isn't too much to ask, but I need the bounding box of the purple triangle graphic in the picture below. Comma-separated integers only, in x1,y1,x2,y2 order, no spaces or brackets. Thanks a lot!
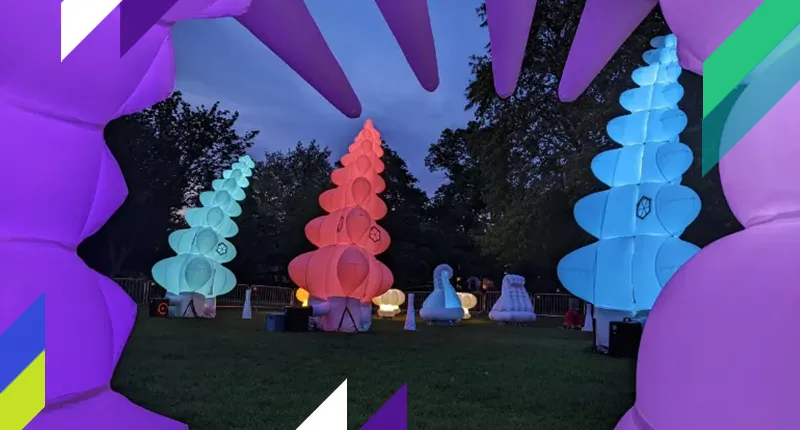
119,0,181,57
360,384,408,430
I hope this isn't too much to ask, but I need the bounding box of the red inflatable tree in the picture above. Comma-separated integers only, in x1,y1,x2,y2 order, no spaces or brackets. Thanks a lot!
288,120,394,332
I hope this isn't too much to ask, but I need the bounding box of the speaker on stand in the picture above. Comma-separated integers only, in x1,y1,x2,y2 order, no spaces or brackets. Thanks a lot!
284,306,312,332
608,317,643,359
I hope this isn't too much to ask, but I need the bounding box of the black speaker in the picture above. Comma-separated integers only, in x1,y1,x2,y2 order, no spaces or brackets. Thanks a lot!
284,306,311,332
608,318,642,358
149,298,169,318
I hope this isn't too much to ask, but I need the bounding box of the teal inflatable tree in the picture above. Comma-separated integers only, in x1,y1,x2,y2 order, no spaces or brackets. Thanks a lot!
152,155,255,298
557,35,701,322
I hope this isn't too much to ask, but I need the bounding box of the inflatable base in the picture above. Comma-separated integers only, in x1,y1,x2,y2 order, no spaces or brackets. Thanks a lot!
204,297,216,318
583,303,594,332
166,292,214,318
359,302,372,331
593,308,633,350
377,309,401,318
420,306,464,322
317,297,363,333
489,310,537,322
426,319,458,327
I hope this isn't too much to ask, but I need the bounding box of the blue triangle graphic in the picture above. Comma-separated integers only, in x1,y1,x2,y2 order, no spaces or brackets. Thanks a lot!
360,384,407,430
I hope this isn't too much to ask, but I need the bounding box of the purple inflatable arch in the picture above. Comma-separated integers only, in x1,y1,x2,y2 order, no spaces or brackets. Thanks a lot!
2,0,793,429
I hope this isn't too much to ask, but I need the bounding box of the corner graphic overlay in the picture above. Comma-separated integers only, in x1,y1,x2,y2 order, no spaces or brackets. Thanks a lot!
296,380,348,430
60,0,180,61
296,380,408,430
360,384,408,430
702,0,800,174
60,0,122,61
0,295,46,430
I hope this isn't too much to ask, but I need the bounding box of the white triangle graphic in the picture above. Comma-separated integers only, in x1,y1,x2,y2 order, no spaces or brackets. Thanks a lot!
296,379,348,430
61,0,123,61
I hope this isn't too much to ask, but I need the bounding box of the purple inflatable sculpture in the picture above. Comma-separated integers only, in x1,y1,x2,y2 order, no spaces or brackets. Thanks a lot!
2,0,794,428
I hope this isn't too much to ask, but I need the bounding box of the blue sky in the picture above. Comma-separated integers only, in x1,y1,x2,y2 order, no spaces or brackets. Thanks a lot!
172,0,488,193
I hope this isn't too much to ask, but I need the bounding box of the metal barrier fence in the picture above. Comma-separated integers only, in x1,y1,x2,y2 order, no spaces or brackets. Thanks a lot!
113,278,293,309
115,278,162,305
114,278,576,317
216,284,294,309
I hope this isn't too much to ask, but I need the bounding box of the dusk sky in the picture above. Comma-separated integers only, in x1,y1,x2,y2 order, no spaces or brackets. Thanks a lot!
172,0,488,194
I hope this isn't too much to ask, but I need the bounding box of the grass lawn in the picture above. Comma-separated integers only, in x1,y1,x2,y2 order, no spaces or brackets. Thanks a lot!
114,309,635,430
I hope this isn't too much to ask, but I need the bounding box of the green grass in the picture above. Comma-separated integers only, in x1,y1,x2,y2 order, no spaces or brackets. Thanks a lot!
114,310,634,430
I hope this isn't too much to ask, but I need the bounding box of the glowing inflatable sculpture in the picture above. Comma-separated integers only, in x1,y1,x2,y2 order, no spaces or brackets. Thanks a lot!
373,289,406,318
420,264,464,324
615,33,800,430
457,292,478,319
152,155,254,302
288,120,394,333
536,1,795,428
489,275,537,322
557,34,701,348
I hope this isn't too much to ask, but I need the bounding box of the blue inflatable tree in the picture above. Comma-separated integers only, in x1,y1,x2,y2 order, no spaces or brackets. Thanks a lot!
152,155,255,298
557,35,701,322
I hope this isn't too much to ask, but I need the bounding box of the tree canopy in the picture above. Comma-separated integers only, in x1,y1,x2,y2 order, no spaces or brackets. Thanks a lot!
79,91,256,277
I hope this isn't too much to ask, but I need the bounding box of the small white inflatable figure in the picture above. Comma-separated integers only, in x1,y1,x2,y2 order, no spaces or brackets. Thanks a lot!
489,274,537,322
420,264,464,325
583,303,593,332
242,288,252,319
404,293,417,331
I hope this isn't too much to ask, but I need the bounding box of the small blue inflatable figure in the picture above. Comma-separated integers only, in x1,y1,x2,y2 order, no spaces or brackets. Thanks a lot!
420,264,464,324
557,35,701,341
152,155,255,298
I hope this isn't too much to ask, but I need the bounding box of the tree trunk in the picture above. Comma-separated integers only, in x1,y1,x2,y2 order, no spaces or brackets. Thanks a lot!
107,235,134,278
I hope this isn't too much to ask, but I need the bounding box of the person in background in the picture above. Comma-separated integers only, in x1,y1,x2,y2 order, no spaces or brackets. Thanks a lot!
563,298,585,330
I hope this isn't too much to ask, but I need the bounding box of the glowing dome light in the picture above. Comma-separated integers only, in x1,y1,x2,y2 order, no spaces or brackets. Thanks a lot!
557,35,701,347
372,289,406,317
457,292,478,319
295,288,310,307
